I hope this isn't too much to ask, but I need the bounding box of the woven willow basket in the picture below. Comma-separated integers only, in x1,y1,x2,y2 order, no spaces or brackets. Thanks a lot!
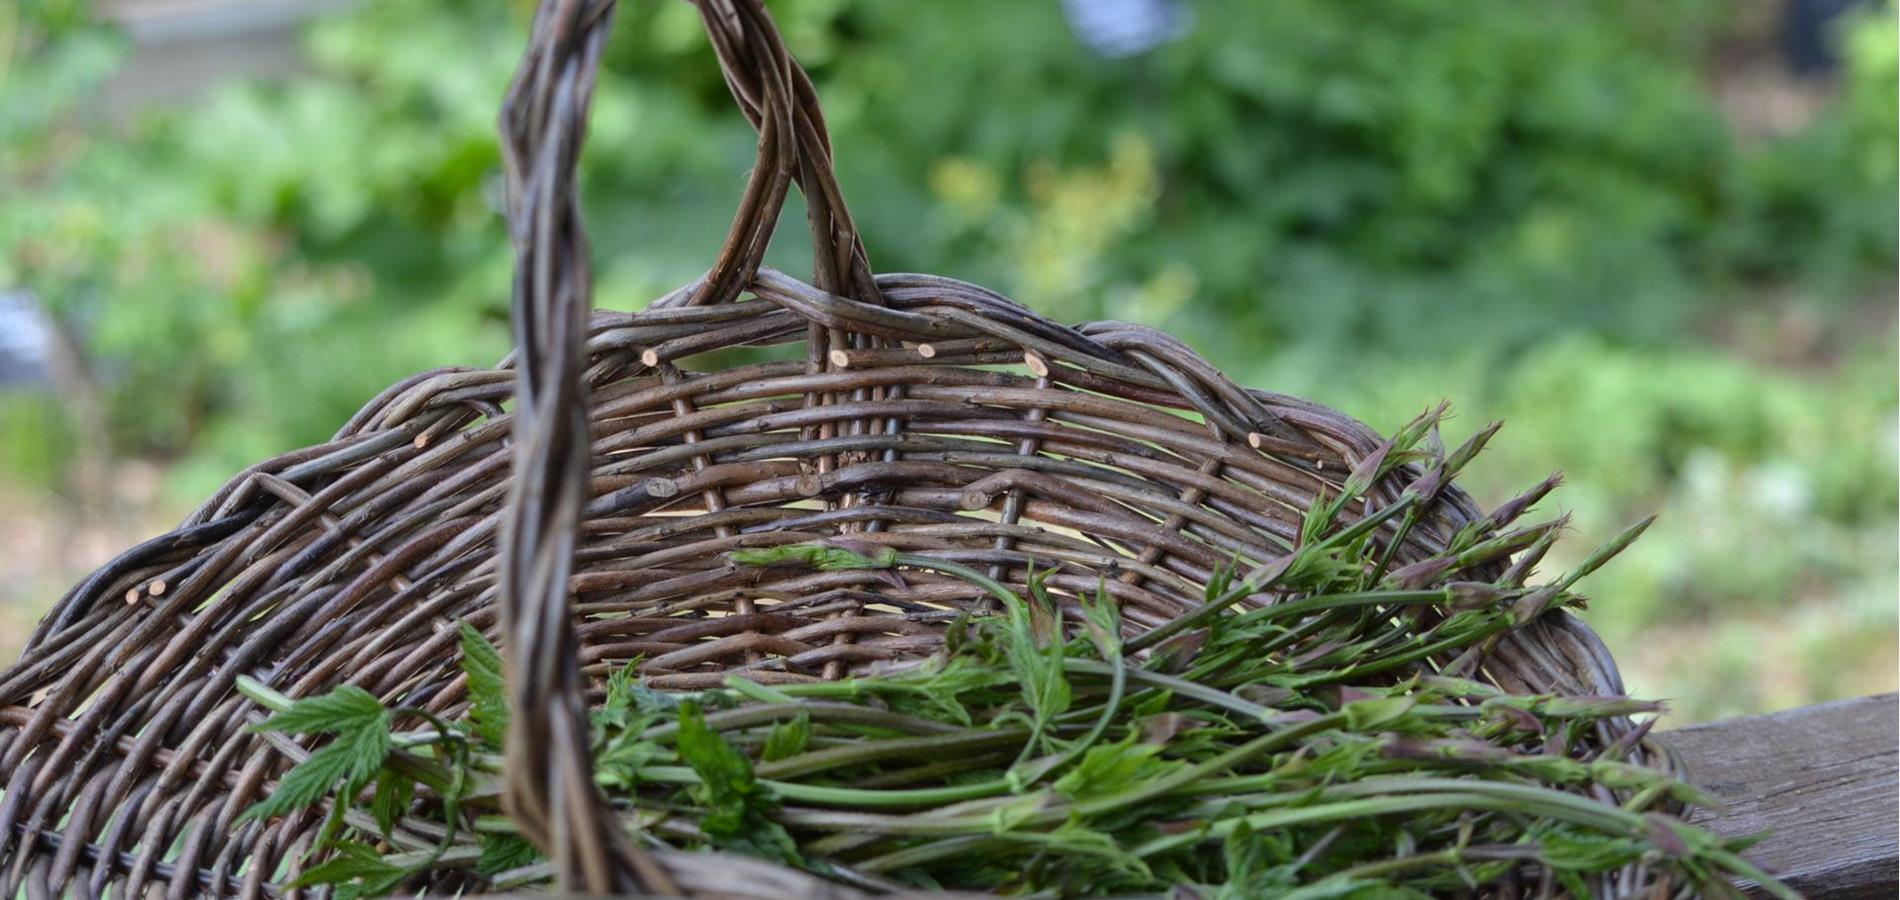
0,1,1664,896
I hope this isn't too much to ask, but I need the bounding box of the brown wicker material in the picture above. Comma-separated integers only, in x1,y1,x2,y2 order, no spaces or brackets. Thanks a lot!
0,1,1659,896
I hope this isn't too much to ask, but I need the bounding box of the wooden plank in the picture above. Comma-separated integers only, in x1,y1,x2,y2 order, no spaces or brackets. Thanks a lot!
1658,692,1898,900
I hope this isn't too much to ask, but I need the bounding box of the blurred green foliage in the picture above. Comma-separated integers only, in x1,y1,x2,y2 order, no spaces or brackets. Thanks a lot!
1,0,1894,719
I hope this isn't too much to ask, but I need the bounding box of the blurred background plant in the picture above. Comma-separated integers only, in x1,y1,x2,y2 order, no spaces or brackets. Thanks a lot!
1,0,1893,721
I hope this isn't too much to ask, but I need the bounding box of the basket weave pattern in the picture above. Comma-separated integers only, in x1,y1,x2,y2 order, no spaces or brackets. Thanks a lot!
0,1,1649,896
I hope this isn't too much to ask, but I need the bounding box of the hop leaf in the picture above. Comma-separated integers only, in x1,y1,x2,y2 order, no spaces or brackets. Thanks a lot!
1080,581,1124,662
760,711,811,762
240,685,392,824
240,718,391,823
253,685,384,736
1004,569,1072,748
287,841,405,891
369,769,413,839
1053,733,1179,802
458,621,509,748
676,701,799,863
477,834,542,878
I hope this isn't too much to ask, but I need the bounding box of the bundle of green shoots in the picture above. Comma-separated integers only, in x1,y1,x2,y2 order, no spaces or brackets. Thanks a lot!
234,418,1791,898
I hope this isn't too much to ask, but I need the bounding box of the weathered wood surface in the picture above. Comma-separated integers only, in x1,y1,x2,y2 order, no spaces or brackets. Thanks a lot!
1658,692,1898,900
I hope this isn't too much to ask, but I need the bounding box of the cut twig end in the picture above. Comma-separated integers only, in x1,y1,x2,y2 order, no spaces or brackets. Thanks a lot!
916,343,937,359
1023,351,1050,378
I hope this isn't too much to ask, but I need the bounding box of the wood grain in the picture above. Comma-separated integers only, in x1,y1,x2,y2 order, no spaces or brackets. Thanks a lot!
1659,692,1898,900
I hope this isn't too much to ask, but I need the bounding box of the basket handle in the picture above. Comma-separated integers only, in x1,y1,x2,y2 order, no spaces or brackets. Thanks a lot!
495,0,672,893
495,0,873,892
683,0,881,307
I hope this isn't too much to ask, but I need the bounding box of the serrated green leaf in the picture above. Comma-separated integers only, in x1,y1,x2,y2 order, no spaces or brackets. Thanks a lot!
1024,566,1062,646
1299,487,1336,546
370,768,413,839
1053,733,1180,802
458,621,509,748
239,741,356,824
675,701,799,864
240,705,391,824
340,714,394,784
677,700,759,814
1002,568,1071,752
760,711,811,762
288,841,403,889
593,667,673,790
603,661,639,716
1013,818,1149,878
1080,580,1123,662
253,685,385,736
595,734,668,791
477,833,542,878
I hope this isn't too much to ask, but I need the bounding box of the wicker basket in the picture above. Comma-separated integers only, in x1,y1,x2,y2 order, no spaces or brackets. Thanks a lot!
0,1,1660,896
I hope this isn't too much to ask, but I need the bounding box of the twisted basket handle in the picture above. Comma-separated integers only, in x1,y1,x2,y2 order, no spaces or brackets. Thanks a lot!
496,0,667,892
682,0,881,308
495,0,867,892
